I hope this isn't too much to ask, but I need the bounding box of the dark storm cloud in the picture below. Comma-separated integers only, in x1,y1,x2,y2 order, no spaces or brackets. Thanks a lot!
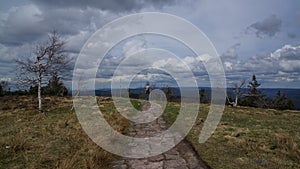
1,0,299,89
247,15,282,38
0,0,177,47
0,5,100,47
31,0,176,12
0,4,47,46
0,30,44,46
287,33,297,39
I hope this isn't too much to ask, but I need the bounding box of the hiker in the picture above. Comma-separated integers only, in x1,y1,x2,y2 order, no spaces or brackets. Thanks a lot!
145,83,150,101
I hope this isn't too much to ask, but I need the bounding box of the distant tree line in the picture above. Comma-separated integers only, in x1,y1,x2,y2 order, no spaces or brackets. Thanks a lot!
227,74,294,110
126,74,295,110
28,74,68,96
0,74,68,97
126,84,178,102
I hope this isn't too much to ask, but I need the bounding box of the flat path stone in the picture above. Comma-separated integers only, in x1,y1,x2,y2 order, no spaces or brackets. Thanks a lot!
112,101,210,169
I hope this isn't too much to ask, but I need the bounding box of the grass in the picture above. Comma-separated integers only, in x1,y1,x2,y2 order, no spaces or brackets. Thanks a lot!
1,96,299,168
130,99,143,111
163,102,300,169
0,96,129,169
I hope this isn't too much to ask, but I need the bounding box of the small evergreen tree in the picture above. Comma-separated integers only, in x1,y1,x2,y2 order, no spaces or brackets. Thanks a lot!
248,74,261,95
199,88,208,103
29,85,38,95
271,90,294,110
165,85,173,101
0,83,3,96
241,74,267,108
44,74,68,96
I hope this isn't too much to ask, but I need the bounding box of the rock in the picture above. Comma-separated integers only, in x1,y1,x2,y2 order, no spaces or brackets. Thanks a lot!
148,155,164,162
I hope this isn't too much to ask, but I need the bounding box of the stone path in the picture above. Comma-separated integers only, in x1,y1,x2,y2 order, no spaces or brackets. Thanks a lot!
111,102,210,169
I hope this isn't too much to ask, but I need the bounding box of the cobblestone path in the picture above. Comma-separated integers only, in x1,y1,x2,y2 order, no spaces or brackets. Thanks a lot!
111,102,210,169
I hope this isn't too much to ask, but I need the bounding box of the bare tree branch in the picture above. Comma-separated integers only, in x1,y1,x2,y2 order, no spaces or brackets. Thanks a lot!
15,31,69,114
227,79,246,107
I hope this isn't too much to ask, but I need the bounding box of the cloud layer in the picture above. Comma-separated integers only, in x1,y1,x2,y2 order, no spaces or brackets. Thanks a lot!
31,0,176,12
0,0,299,89
247,15,282,38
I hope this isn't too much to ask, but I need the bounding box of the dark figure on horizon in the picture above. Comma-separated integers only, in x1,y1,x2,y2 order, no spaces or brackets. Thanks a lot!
145,83,150,101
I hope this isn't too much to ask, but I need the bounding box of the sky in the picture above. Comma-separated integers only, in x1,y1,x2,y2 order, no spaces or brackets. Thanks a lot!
0,0,300,90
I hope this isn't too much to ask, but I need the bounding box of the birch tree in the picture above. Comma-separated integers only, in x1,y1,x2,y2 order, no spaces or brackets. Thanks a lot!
16,32,68,114
227,79,246,107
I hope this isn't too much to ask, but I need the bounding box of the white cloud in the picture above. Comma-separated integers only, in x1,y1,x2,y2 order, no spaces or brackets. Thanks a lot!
222,43,300,87
274,76,294,82
279,60,300,72
272,44,300,72
272,44,300,60
182,56,195,65
195,54,214,63
152,58,188,73
224,61,233,71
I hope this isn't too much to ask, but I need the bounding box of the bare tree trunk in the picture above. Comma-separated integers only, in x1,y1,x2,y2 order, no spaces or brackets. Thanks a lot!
71,72,83,111
37,61,43,114
233,95,238,107
38,77,42,114
227,95,237,107
71,89,79,111
227,80,246,107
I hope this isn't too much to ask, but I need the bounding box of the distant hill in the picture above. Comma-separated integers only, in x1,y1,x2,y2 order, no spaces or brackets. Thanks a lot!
93,87,300,110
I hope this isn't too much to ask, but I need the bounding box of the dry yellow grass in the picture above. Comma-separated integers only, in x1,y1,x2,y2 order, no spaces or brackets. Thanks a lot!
163,103,300,169
2,96,299,168
0,96,130,169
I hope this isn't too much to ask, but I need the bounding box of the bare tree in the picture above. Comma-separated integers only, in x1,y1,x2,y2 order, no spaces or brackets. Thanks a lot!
227,79,246,107
16,32,68,114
